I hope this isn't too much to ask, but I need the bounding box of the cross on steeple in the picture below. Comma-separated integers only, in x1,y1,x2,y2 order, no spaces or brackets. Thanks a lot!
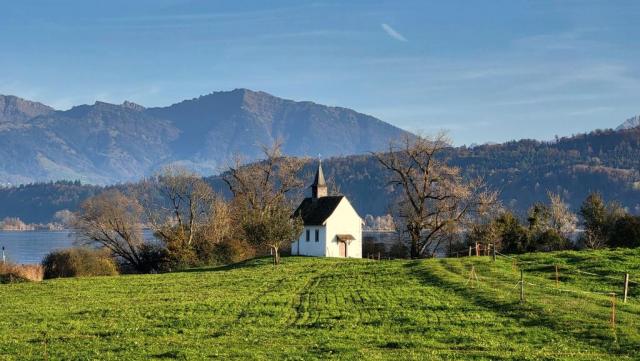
311,159,327,199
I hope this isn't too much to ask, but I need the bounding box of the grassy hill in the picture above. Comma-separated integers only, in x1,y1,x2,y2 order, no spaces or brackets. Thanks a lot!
1,250,640,360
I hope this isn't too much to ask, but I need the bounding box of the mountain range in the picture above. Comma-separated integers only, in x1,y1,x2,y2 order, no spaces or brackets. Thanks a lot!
3,125,640,224
1,89,640,223
0,89,410,185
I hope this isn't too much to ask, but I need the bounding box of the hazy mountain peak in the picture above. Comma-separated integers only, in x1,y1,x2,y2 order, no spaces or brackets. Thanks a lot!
122,101,145,111
63,100,149,121
0,95,54,123
617,115,640,130
1,90,412,184
93,100,116,107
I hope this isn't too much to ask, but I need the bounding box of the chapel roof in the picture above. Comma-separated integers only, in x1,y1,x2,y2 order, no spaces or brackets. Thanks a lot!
292,196,344,226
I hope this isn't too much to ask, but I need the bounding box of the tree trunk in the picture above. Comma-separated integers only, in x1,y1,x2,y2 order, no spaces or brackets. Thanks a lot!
408,226,421,259
410,237,420,259
272,247,280,265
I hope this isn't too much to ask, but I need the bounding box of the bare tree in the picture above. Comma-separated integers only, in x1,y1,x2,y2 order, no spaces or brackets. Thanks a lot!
73,190,149,272
547,192,578,240
374,133,498,258
140,166,230,265
582,231,606,250
224,140,305,265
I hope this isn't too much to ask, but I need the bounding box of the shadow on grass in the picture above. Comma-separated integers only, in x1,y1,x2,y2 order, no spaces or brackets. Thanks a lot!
403,260,630,356
175,256,275,273
175,255,324,273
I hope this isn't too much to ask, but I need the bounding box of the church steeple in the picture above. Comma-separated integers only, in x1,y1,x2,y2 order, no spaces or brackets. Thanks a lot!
311,160,328,199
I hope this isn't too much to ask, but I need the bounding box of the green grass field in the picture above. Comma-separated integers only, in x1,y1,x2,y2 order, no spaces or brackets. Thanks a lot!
1,249,640,360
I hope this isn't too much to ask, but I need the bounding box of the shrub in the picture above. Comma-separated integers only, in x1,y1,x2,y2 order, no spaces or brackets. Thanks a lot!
134,243,170,273
528,230,572,252
609,215,640,248
0,263,44,283
42,248,119,279
213,238,256,265
388,241,409,259
363,237,387,258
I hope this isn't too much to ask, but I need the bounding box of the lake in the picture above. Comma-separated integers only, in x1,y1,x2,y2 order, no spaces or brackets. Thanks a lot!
0,230,159,264
0,231,75,264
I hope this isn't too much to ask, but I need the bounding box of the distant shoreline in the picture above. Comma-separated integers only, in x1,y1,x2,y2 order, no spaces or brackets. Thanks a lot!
0,229,70,232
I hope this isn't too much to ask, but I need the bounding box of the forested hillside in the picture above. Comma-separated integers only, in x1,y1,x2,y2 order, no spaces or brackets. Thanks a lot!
312,126,640,216
1,127,640,223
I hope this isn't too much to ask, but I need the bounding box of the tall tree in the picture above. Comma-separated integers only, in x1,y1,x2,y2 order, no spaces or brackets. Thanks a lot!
72,190,152,272
578,192,626,249
525,198,573,252
609,215,640,248
141,166,231,266
494,211,529,254
224,141,305,265
578,192,608,249
547,192,578,240
374,134,498,258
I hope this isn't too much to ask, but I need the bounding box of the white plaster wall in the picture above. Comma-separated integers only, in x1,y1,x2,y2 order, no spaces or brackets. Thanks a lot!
292,226,326,257
324,198,362,258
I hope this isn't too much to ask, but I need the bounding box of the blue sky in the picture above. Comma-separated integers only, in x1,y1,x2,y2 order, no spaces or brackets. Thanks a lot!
1,0,639,145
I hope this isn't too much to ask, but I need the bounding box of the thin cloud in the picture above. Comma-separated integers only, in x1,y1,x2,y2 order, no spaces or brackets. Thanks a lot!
381,23,407,42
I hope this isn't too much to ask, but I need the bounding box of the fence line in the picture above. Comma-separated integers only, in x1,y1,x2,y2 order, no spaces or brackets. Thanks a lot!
455,258,636,337
457,248,639,288
491,252,639,287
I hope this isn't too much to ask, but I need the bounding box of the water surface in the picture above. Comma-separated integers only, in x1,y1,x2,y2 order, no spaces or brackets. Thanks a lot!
0,231,74,264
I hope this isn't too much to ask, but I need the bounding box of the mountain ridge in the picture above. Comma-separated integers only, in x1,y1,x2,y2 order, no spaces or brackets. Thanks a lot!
0,95,54,124
617,115,640,130
3,125,640,223
0,89,412,185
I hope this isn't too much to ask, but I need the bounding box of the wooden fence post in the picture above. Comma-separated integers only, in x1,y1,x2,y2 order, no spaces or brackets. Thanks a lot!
520,270,525,303
555,265,559,288
610,293,616,328
623,273,629,304
475,242,479,257
466,265,479,288
468,246,472,257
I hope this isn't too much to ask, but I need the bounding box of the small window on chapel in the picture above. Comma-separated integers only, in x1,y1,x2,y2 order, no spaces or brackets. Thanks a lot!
306,229,310,242
315,229,319,242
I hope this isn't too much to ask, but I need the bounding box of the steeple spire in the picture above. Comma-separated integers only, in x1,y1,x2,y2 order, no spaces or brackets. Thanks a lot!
311,159,327,199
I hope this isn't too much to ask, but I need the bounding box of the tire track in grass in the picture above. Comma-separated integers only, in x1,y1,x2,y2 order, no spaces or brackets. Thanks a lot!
287,260,352,327
288,271,324,326
232,263,314,324
413,260,635,359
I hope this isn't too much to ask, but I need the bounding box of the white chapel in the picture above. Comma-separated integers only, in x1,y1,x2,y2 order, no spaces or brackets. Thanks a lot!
292,161,362,258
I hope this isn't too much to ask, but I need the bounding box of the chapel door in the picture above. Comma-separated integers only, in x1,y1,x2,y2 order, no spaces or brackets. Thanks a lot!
339,241,347,257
